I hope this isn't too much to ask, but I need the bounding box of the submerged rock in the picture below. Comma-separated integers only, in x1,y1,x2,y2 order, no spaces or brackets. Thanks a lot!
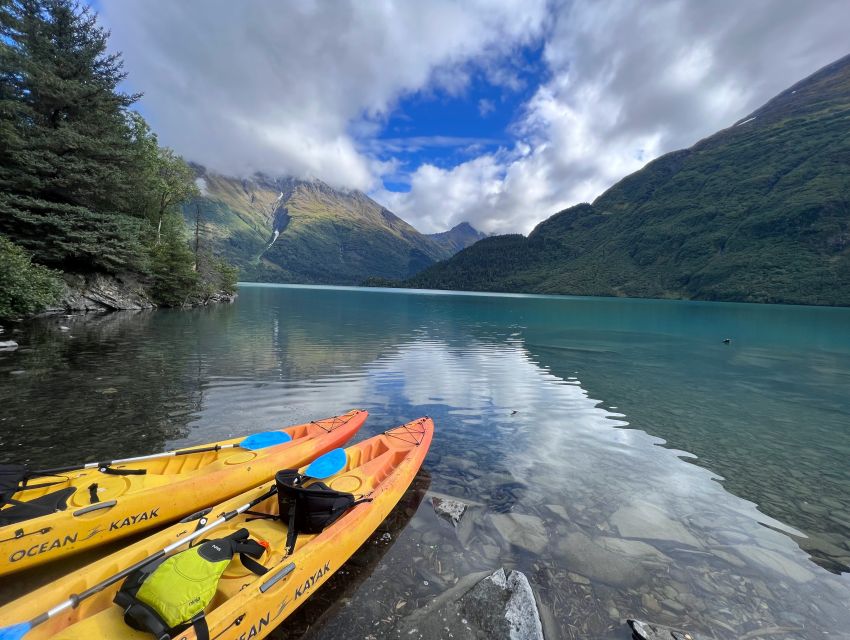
491,512,549,554
628,619,699,639
396,568,544,640
432,496,468,527
610,501,702,548
732,545,815,583
556,531,669,588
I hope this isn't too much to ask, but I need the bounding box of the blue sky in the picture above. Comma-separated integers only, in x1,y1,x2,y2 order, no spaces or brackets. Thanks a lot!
96,1,850,234
369,43,547,192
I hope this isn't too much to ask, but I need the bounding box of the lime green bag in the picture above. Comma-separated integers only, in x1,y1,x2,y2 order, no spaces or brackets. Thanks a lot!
115,528,267,638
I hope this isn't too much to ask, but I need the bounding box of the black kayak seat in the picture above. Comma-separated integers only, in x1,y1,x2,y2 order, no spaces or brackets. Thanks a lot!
0,486,77,526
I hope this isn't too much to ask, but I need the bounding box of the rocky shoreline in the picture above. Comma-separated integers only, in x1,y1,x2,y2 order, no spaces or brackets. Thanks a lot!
46,272,236,315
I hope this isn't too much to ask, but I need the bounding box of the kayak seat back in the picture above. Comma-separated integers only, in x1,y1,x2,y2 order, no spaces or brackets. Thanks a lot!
0,486,77,526
275,469,371,554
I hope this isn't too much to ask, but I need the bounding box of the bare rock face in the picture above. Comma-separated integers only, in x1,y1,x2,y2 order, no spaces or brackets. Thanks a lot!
58,273,155,312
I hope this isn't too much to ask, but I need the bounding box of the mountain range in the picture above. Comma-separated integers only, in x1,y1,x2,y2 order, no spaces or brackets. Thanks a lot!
405,54,850,306
186,172,485,285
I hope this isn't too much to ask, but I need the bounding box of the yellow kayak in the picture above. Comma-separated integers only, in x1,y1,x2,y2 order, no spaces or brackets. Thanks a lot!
0,410,367,575
0,417,433,640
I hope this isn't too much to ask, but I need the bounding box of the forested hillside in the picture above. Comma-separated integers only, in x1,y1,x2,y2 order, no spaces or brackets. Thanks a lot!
0,0,235,318
188,170,483,285
407,54,850,306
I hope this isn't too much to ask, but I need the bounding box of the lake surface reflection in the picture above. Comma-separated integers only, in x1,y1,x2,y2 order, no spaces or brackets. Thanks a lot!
1,284,849,639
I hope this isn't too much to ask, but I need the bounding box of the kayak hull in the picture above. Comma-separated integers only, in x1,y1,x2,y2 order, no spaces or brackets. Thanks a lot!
0,417,433,640
0,410,367,575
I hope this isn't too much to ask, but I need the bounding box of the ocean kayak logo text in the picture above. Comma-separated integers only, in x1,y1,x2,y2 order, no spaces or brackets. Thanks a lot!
221,561,331,640
294,561,330,601
8,508,160,562
109,508,159,531
8,533,78,562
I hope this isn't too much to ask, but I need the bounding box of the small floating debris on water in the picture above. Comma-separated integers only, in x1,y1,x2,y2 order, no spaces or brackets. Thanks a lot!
432,496,468,527
59,326,71,331
510,410,518,415
722,338,732,344
0,340,19,350
100,387,119,394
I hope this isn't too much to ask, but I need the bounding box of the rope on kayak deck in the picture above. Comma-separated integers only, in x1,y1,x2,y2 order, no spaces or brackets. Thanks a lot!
383,419,428,446
311,414,346,433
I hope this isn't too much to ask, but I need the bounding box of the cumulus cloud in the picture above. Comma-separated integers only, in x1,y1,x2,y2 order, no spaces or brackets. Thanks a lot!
380,0,850,234
100,0,547,190
101,0,850,234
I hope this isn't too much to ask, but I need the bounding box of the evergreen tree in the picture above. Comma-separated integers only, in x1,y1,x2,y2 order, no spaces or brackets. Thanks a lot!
0,0,145,271
0,0,238,311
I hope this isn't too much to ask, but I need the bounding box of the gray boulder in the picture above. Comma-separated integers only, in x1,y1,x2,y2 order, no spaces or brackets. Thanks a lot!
396,568,545,640
432,496,468,527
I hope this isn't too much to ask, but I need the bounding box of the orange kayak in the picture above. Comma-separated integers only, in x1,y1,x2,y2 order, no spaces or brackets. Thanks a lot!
0,417,432,640
0,410,367,575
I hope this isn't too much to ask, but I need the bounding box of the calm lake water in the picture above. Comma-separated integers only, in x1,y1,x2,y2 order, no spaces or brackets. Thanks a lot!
1,283,849,639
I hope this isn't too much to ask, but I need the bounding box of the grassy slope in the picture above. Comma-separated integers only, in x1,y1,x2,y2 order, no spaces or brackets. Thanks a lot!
187,174,452,285
408,54,850,306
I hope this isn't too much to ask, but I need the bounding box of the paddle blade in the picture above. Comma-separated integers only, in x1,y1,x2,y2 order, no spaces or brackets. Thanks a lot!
0,622,31,640
240,431,293,451
304,448,346,479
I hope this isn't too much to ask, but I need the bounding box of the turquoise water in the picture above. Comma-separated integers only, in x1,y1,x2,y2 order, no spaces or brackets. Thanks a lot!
1,284,849,639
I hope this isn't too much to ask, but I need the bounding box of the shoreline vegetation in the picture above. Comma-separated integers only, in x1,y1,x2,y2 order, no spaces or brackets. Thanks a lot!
0,0,237,322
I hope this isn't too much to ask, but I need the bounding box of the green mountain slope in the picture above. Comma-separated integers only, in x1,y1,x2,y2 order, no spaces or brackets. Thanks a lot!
407,54,850,306
427,222,488,254
187,171,468,285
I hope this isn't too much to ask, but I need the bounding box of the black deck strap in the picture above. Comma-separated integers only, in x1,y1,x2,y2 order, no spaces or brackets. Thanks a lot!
226,531,269,576
238,551,268,576
88,483,100,504
191,613,210,640
244,509,276,523
98,465,147,476
17,478,69,492
285,504,298,555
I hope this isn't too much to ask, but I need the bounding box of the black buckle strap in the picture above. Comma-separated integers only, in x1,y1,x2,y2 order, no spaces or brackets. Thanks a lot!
98,465,146,476
231,536,269,576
